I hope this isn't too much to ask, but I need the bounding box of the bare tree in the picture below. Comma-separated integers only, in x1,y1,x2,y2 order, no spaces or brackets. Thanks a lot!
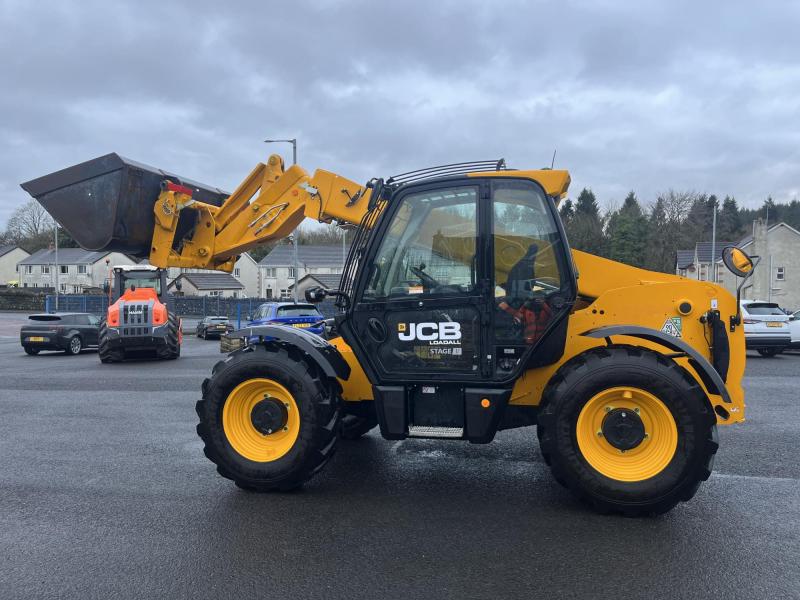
4,200,54,247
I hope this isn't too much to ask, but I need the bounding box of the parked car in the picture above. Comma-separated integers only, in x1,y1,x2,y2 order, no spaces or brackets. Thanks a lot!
196,316,233,339
789,310,800,350
247,302,325,336
221,302,326,353
741,301,791,357
20,313,101,355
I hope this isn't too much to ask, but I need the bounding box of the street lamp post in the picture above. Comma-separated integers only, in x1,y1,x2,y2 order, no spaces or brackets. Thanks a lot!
54,224,59,311
265,138,299,301
263,138,297,165
710,199,717,283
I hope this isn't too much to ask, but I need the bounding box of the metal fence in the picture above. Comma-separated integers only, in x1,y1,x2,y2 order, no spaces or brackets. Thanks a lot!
45,295,339,327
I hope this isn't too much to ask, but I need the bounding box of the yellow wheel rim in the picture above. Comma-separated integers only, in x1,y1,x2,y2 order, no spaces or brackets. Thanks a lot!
222,378,300,462
576,387,678,482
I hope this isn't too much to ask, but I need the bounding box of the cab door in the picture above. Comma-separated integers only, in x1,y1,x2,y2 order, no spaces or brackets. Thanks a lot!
347,180,490,384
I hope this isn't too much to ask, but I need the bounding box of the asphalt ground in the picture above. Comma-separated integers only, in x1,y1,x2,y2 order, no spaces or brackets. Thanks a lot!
0,312,798,599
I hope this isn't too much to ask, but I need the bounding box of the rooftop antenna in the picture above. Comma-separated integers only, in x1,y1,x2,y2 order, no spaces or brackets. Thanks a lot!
550,149,557,169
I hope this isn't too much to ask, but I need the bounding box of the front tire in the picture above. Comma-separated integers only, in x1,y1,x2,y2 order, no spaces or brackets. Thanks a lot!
23,346,39,355
537,346,718,516
757,348,780,357
196,344,340,491
98,319,123,363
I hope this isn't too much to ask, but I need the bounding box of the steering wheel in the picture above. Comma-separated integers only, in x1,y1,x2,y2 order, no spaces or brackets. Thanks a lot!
410,265,440,288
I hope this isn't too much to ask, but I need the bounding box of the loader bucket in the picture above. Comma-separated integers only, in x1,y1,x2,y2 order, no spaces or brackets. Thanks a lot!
20,153,229,258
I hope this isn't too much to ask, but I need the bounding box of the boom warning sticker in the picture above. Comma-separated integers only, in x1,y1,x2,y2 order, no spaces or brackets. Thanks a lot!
661,317,683,338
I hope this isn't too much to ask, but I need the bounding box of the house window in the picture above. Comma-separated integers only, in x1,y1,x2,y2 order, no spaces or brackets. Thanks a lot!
264,268,276,277
60,265,69,274
60,283,67,292
78,265,87,274
280,288,288,298
23,283,27,288
288,267,296,278
678,268,687,277
776,267,785,281
42,265,50,274
32,283,37,288
234,268,241,277
265,288,273,299
699,264,707,281
25,265,32,274
73,285,81,293
232,291,238,298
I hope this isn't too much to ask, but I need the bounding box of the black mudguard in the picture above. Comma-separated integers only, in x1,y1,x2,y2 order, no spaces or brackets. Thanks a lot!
581,325,732,404
235,325,351,380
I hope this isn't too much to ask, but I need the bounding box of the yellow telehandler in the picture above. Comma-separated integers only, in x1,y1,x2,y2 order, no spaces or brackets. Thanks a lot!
22,152,755,515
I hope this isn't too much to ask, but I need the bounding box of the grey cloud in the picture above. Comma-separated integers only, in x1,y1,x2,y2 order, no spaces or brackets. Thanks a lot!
2,0,799,227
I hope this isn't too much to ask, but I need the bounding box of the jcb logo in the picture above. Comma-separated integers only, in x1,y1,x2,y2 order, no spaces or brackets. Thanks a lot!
397,322,461,342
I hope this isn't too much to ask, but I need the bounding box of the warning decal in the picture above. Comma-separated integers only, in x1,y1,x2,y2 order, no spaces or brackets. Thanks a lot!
661,317,683,338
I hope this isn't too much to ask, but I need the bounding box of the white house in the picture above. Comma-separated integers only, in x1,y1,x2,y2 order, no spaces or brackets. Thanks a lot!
717,220,800,310
158,252,261,298
0,245,30,285
18,249,137,293
259,244,348,299
167,272,244,298
288,273,343,298
675,241,735,281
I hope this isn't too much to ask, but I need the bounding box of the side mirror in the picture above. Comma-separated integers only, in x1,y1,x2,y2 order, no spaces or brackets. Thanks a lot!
305,287,328,303
722,246,760,332
722,246,755,278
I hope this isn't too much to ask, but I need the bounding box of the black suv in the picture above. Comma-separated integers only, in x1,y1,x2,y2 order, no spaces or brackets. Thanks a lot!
20,313,101,355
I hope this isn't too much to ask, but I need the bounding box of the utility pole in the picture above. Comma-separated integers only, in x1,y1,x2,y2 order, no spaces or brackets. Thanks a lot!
264,137,300,301
710,199,717,283
291,234,299,303
54,224,59,311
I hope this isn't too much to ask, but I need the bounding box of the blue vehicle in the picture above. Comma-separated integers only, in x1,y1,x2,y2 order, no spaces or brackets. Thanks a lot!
248,302,325,337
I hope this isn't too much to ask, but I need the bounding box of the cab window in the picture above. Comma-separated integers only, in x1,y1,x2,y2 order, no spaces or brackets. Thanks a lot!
364,186,478,299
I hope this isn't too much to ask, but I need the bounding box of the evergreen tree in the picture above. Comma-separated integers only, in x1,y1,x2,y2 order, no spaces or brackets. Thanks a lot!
566,188,605,255
606,192,648,267
558,198,574,225
717,196,742,241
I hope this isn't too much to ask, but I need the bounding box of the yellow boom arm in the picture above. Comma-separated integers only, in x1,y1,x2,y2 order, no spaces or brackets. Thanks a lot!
149,154,372,272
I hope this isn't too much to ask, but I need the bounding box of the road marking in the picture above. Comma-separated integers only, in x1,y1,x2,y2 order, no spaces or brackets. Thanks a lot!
711,472,798,483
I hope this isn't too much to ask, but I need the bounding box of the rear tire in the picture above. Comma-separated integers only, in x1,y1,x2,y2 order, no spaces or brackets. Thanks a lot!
65,336,82,355
195,344,340,491
537,346,718,516
98,319,123,363
757,348,780,357
156,313,181,360
23,346,39,356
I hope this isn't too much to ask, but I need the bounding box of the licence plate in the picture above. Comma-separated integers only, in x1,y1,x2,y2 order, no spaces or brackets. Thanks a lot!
27,336,46,342
767,322,784,328
293,323,310,328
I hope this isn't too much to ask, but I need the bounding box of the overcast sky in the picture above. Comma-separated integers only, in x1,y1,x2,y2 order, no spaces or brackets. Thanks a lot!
2,0,799,228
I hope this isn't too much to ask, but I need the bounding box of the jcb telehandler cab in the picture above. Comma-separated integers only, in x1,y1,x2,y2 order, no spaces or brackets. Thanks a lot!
98,265,181,362
23,153,755,515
